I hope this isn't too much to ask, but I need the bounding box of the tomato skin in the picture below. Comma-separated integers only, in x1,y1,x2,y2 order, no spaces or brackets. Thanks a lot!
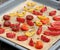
21,24,29,31
12,27,20,32
17,35,28,41
53,15,60,21
16,17,25,23
41,18,50,24
40,7,47,13
44,31,60,36
27,20,34,26
48,26,60,31
3,15,10,20
51,21,60,30
6,33,16,38
37,26,42,35
33,10,43,15
51,21,60,26
11,23,20,32
41,35,50,42
29,38,34,46
10,23,20,28
44,21,60,36
35,41,43,49
26,15,33,20
49,10,56,16
4,21,11,27
0,28,5,34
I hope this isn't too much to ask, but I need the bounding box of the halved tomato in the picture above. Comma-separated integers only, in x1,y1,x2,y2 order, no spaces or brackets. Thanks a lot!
32,10,43,15
29,38,34,46
0,28,5,34
44,31,60,36
53,15,60,21
51,21,60,30
6,33,16,38
49,10,56,16
48,26,60,31
40,7,47,13
35,41,43,49
37,26,42,35
41,35,50,42
17,35,28,41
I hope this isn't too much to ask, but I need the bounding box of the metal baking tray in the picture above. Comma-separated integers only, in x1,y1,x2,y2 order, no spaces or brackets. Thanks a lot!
0,37,28,50
0,0,60,50
33,0,60,10
0,0,26,15
49,39,60,50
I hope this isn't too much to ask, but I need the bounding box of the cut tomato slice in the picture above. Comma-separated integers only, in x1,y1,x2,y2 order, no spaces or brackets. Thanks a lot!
48,26,60,31
32,10,43,15
6,33,16,38
26,15,34,20
35,41,43,49
53,15,60,21
16,17,25,23
49,10,56,16
21,24,29,31
0,28,5,34
51,21,60,30
51,21,60,27
17,35,28,41
44,31,60,36
3,15,10,20
40,7,47,13
27,20,34,26
29,38,34,46
37,26,42,35
41,35,50,42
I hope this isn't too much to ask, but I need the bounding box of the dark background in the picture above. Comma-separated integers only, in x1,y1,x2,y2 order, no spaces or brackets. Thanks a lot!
0,41,19,50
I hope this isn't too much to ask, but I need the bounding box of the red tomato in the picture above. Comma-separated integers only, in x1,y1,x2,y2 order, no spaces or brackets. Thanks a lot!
16,17,25,23
3,15,10,20
35,41,43,49
4,21,11,27
11,23,20,32
29,38,34,46
40,7,47,13
44,31,60,36
0,28,5,34
21,24,29,31
37,26,42,35
26,15,33,20
33,10,43,15
17,35,28,41
10,23,20,28
48,26,60,31
10,24,14,28
53,15,60,21
12,27,20,32
27,20,34,26
49,10,56,16
41,35,50,42
51,21,60,29
6,33,16,38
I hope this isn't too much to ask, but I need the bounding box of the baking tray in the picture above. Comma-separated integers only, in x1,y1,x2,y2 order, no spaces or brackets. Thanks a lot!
0,0,60,50
33,0,60,10
0,0,28,50
0,0,26,15
0,37,28,50
49,39,60,50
